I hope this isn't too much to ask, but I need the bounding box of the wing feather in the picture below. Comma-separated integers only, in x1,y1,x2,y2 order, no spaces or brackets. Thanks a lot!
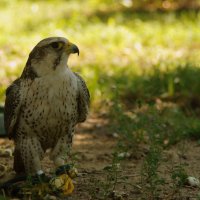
74,73,90,123
4,79,22,138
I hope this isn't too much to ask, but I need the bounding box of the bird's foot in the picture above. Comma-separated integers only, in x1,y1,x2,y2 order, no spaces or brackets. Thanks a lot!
50,173,74,195
49,164,78,195
55,164,78,178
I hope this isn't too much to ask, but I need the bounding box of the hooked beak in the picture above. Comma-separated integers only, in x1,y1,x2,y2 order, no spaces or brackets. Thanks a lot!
66,42,79,56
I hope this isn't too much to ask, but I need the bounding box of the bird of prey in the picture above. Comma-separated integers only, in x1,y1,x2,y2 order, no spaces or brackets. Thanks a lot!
4,37,90,176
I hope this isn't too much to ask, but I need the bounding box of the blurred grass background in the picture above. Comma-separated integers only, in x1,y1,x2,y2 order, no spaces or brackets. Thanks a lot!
1,0,200,140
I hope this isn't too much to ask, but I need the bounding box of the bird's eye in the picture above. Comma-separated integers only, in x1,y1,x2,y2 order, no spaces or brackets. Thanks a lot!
51,42,63,50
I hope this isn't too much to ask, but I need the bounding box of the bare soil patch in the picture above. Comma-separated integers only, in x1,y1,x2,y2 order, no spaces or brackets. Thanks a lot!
0,115,200,199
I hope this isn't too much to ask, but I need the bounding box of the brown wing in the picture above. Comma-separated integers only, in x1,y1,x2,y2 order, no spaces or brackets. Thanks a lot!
4,79,22,139
74,73,90,123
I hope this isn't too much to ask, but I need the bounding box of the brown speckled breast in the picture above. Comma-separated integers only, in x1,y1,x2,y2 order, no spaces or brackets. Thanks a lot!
17,71,78,150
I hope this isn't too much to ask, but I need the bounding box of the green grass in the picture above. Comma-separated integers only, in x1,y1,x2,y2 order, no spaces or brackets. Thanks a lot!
1,1,200,103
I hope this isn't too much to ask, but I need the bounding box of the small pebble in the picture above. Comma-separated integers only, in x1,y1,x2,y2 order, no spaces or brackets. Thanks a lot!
186,176,200,187
112,132,119,138
118,152,131,159
0,148,13,157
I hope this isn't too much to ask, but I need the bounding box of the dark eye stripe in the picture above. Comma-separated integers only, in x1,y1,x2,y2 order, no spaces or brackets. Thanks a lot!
51,42,59,49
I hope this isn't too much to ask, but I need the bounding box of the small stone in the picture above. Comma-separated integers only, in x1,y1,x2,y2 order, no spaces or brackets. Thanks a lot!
186,176,200,187
4,149,13,157
112,132,119,138
0,148,13,157
118,152,131,159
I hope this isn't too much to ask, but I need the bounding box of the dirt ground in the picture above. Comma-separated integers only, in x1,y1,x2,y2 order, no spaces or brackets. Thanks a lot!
0,114,200,200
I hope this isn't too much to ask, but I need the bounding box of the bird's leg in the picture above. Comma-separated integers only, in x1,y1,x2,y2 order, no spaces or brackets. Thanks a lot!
51,136,70,167
17,136,44,175
51,130,73,168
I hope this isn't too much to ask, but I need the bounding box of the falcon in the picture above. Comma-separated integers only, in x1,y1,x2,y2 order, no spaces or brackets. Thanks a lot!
4,37,90,176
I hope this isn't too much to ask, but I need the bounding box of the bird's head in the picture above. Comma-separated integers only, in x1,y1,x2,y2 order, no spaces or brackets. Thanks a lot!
24,37,79,77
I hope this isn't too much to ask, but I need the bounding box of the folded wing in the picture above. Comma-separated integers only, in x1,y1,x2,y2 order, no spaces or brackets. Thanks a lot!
4,79,22,139
74,73,90,123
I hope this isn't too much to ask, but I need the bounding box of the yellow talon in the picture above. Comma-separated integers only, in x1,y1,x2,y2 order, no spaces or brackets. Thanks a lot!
62,174,74,195
50,174,74,195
